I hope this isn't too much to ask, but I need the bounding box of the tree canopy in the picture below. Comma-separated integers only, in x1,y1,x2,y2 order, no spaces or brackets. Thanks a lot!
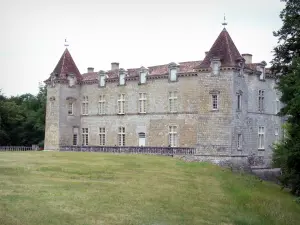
272,0,300,195
0,85,46,147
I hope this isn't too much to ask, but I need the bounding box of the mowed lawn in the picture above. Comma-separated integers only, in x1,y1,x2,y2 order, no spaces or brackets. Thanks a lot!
0,152,300,225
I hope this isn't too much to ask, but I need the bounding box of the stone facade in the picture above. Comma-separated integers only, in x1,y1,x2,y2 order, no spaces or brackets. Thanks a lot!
44,28,282,167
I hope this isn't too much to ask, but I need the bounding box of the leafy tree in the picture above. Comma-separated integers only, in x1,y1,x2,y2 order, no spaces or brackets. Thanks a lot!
272,0,300,195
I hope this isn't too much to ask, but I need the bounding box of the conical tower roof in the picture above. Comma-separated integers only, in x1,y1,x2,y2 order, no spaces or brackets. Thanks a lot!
197,28,243,68
52,48,82,80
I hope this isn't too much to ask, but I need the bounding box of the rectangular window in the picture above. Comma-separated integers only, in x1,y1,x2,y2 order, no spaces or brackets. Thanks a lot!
139,93,147,113
50,101,54,115
73,127,78,146
237,134,242,150
258,126,265,149
258,90,264,112
237,94,242,111
118,94,125,114
140,72,146,84
170,68,177,81
212,94,218,110
99,127,106,146
100,75,105,87
169,126,178,147
98,95,106,115
169,91,178,112
275,99,280,114
82,128,89,146
82,96,89,115
118,127,125,146
68,102,73,115
119,74,125,85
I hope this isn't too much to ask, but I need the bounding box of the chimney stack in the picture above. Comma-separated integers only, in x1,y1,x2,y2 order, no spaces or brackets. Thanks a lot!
111,62,119,70
87,67,94,73
242,54,252,64
205,51,209,56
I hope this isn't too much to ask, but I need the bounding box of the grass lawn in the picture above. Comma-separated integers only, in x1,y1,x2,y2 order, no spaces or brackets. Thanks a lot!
0,152,300,225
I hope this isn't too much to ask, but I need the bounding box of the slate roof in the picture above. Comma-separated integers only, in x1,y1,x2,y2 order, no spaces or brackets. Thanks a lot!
51,48,82,81
81,61,202,81
197,28,243,68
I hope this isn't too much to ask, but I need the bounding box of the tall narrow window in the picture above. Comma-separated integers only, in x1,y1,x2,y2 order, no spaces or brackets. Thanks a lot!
237,94,242,111
99,127,106,146
258,126,265,150
118,127,125,146
82,96,89,115
118,94,125,114
169,126,178,147
169,91,178,112
50,101,54,116
258,90,264,112
119,74,125,85
275,99,280,114
170,68,177,81
98,95,106,115
73,127,78,146
68,102,73,115
237,134,242,150
100,75,105,87
212,94,218,110
140,71,147,84
139,93,146,113
82,128,89,146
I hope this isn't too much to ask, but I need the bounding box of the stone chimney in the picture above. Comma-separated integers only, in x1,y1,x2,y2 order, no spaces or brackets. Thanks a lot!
242,54,252,64
111,62,119,70
87,67,94,73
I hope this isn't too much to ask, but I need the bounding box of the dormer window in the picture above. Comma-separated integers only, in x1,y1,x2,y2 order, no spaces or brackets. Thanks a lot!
258,61,267,80
210,57,221,76
67,73,76,87
99,70,106,87
139,67,148,84
119,69,126,86
168,62,178,82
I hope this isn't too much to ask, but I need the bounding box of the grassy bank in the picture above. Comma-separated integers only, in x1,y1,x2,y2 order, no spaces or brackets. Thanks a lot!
0,152,299,225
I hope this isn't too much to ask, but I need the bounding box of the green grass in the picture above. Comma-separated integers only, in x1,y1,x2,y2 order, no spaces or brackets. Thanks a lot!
0,152,300,225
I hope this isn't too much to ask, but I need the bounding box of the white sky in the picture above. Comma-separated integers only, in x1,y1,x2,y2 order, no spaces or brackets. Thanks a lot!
0,0,284,96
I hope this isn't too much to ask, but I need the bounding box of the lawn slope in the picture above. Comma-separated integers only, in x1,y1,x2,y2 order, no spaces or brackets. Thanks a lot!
0,152,299,225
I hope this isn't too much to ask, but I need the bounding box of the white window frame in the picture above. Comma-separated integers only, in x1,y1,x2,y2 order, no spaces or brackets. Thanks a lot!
68,102,73,115
119,74,125,85
169,68,177,81
212,94,218,110
81,96,89,115
118,94,125,114
258,90,264,112
98,95,106,115
237,134,242,150
275,98,280,114
259,67,265,80
169,125,178,147
82,128,89,146
100,75,106,87
118,127,125,146
139,93,147,113
99,127,106,146
275,127,279,142
140,71,147,84
258,126,265,150
169,91,178,113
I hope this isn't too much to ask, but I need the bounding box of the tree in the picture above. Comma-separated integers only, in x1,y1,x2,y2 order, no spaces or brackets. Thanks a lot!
272,0,300,195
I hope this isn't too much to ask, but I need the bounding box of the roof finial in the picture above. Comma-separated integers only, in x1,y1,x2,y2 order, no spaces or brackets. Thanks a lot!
64,38,69,48
222,14,228,28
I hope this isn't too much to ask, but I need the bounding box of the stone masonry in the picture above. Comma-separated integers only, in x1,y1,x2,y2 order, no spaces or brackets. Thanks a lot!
44,28,282,168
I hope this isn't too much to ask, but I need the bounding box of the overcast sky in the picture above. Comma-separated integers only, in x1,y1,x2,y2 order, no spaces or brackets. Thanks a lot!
0,0,284,96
